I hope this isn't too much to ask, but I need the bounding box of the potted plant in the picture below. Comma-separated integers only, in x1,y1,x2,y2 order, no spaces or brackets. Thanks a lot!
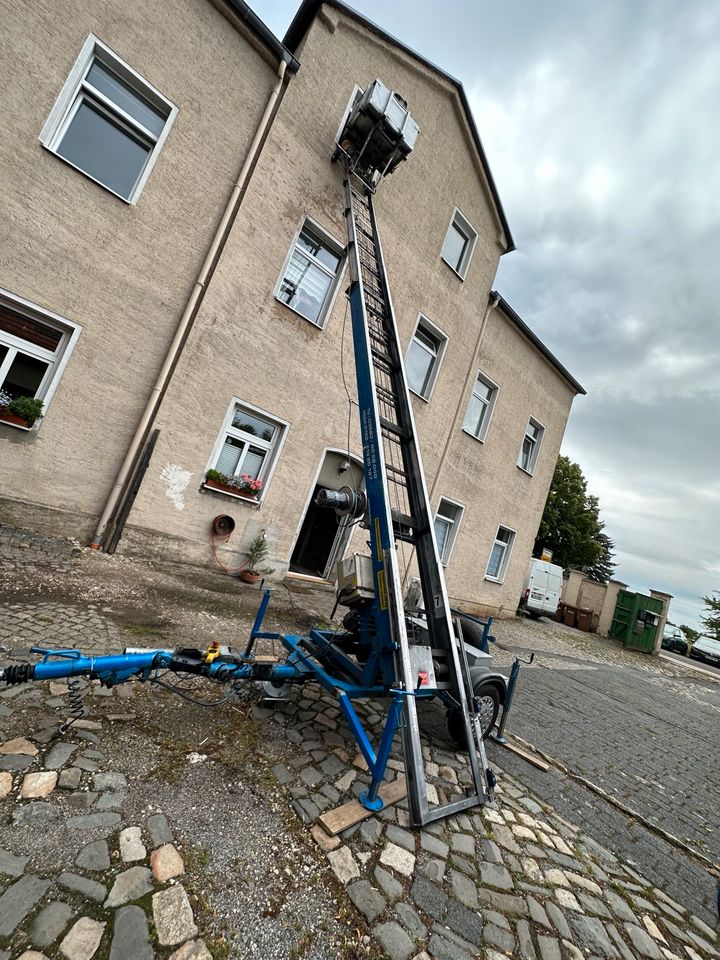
0,392,44,428
204,469,263,500
240,531,274,584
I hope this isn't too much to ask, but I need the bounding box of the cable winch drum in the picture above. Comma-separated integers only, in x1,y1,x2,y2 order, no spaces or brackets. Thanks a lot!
315,485,367,519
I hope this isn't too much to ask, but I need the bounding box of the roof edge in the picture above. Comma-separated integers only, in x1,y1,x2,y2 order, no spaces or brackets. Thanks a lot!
227,0,300,72
492,292,586,396
283,0,515,252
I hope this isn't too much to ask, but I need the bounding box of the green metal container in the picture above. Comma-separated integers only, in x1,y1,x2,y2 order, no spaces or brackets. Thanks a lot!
609,590,663,653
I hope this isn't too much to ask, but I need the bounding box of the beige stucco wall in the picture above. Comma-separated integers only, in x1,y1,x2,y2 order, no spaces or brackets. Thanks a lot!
562,570,584,606
576,579,607,614
120,9,511,570
120,10,578,613
0,0,279,538
431,303,577,617
0,1,581,613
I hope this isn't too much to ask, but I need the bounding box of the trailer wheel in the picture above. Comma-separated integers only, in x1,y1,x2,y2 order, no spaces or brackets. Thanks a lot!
456,615,487,652
260,680,291,699
447,681,500,748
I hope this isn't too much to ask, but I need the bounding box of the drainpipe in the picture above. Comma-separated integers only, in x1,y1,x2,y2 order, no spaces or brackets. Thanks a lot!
90,58,289,549
428,292,501,504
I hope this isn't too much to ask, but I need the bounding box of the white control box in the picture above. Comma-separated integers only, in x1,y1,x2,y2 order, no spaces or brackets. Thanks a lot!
337,553,375,604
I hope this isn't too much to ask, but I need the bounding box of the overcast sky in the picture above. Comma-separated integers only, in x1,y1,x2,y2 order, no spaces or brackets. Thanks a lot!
255,0,719,629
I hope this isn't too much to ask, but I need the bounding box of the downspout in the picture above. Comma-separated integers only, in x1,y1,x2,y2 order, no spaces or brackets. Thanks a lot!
91,57,289,548
428,291,500,504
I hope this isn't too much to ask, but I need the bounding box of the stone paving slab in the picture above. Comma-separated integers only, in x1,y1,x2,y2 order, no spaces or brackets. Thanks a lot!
0,685,215,959
509,662,719,858
0,530,718,959
1,665,718,960
267,682,720,959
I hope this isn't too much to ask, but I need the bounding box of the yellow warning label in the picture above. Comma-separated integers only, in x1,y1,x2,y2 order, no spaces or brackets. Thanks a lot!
373,517,388,609
377,569,388,610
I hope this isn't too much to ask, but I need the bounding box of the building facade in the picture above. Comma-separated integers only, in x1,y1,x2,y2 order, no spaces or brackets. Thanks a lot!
0,0,584,618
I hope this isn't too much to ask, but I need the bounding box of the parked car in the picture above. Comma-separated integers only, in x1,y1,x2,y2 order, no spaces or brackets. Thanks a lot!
661,628,689,656
689,635,720,667
521,559,563,618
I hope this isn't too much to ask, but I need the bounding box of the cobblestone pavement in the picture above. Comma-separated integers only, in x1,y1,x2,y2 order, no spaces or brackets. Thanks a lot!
484,617,720,907
1,526,719,958
0,526,83,576
2,675,719,960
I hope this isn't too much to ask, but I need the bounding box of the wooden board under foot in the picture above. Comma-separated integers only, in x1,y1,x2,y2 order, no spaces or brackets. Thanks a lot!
319,776,407,835
499,740,550,771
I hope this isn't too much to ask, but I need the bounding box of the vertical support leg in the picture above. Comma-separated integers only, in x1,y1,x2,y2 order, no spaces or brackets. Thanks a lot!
481,616,492,653
338,693,377,772
360,690,405,811
244,589,272,657
492,658,520,744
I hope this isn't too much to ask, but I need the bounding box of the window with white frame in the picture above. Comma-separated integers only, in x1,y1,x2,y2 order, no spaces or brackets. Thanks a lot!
441,208,478,280
39,35,177,204
207,401,287,498
463,371,498,442
518,417,545,474
405,316,447,400
485,525,516,582
434,499,464,565
276,220,344,327
0,290,80,426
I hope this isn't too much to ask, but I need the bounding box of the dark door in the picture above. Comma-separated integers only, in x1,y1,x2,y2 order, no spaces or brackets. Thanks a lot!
289,485,340,577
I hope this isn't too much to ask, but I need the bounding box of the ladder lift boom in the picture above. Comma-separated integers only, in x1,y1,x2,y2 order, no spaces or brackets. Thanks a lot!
334,80,495,822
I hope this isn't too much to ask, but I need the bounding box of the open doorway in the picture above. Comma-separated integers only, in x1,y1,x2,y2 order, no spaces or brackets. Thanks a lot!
289,450,364,580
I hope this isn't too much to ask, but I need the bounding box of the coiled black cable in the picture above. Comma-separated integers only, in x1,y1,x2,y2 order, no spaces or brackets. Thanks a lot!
58,676,86,735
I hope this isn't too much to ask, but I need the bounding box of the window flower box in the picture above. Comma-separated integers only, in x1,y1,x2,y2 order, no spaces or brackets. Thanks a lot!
0,406,30,427
0,395,43,429
204,477,259,501
204,470,262,501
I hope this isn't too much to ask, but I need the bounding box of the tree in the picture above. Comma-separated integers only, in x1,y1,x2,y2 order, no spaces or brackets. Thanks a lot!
678,624,700,643
584,532,617,584
534,456,610,574
699,592,720,641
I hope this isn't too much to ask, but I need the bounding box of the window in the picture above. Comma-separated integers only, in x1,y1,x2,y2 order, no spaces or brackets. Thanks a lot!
485,525,516,582
441,209,478,280
276,219,344,327
206,400,288,501
405,316,447,400
434,499,464,565
39,35,177,204
0,289,81,428
463,371,498,442
518,417,545,474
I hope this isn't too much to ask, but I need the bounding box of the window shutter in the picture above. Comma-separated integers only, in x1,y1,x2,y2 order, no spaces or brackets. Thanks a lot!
216,437,243,476
242,447,265,479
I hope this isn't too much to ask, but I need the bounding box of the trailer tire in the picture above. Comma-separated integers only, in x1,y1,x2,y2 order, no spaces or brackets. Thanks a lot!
456,615,487,652
447,680,500,748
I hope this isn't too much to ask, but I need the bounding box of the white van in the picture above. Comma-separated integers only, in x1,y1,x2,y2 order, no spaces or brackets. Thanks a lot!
522,559,563,617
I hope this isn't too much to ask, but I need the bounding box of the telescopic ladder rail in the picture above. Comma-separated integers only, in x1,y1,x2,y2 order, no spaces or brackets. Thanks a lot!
343,165,493,824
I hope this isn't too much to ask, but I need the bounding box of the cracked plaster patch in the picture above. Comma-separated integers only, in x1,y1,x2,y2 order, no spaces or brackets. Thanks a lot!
161,464,192,511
